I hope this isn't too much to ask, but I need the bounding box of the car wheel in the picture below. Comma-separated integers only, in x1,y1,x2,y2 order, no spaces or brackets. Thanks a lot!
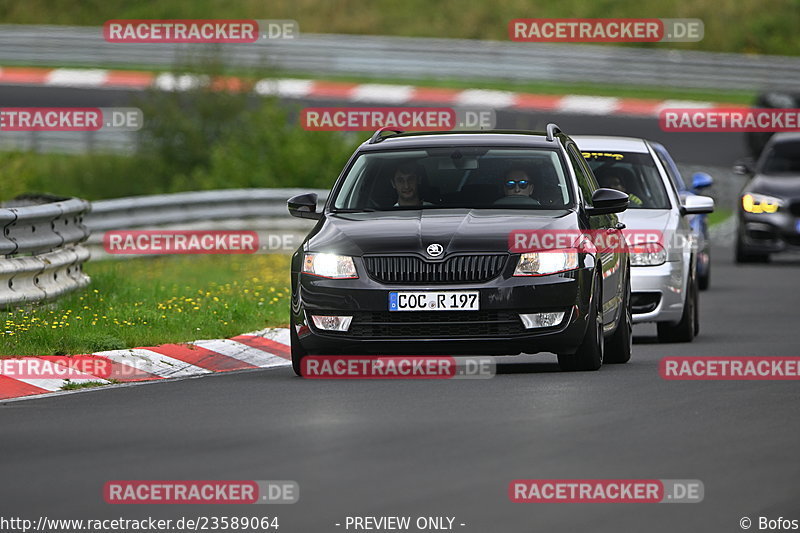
735,235,769,263
657,269,697,343
290,319,308,377
697,253,710,290
558,275,603,371
604,269,632,364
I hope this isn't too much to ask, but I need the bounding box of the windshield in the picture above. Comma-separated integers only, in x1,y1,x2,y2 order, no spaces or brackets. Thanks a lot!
760,140,800,174
330,147,574,211
582,150,671,209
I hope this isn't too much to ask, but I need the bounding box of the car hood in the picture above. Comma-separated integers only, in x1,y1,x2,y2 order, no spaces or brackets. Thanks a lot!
617,209,674,233
747,174,800,199
309,209,577,256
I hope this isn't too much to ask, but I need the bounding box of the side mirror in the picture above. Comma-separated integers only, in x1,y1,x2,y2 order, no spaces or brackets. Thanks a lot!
733,157,755,176
691,172,714,191
681,195,715,215
585,188,629,216
288,193,322,220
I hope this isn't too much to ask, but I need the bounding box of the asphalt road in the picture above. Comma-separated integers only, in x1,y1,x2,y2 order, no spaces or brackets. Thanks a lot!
1,245,798,533
0,83,793,532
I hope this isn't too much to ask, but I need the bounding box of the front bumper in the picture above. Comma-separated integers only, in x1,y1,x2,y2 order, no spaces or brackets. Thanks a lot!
738,210,800,254
630,260,685,324
292,264,595,356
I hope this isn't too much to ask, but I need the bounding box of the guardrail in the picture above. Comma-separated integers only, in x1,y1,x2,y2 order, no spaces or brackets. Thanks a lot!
85,188,328,231
1,25,798,91
84,188,328,259
0,196,91,308
0,130,138,155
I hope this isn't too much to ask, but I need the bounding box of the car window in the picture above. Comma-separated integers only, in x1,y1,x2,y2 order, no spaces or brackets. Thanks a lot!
330,147,575,211
654,147,686,192
567,145,596,206
582,150,671,209
760,139,800,174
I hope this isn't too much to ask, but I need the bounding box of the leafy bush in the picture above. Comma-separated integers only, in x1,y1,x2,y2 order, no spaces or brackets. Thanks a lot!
0,75,359,202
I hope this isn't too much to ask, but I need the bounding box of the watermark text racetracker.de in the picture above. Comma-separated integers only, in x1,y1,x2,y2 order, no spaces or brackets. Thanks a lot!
300,107,496,131
104,230,258,255
301,356,495,379
0,108,142,131
508,229,701,254
104,480,298,504
104,19,298,42
660,108,800,132
509,18,703,42
509,479,704,503
660,357,800,380
102,230,298,255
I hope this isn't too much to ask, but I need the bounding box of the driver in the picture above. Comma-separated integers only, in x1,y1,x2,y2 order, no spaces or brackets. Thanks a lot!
493,167,540,205
391,162,432,207
598,172,643,206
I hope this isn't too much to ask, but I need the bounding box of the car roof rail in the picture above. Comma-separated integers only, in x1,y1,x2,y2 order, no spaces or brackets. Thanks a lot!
546,123,562,142
368,127,405,144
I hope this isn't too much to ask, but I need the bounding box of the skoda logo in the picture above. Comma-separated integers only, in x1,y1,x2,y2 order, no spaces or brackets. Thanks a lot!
426,243,444,257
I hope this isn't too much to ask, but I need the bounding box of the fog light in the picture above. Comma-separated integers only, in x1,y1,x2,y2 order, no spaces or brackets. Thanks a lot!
311,315,353,332
519,312,565,329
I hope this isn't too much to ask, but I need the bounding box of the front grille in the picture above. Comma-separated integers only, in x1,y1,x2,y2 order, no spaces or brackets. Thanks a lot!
363,254,507,284
345,310,525,338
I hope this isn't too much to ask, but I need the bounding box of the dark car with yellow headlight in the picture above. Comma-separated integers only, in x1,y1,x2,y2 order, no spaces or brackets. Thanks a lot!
735,132,800,262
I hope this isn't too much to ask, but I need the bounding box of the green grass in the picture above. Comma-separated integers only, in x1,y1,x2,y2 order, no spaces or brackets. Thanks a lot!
707,207,733,226
0,0,797,56
0,254,291,357
61,380,113,390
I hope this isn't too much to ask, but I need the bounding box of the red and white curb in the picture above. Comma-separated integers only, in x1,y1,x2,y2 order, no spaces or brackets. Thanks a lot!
0,65,726,118
0,327,291,402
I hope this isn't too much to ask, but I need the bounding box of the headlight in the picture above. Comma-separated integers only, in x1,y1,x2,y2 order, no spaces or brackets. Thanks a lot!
629,242,666,266
742,193,783,214
302,253,358,279
513,250,579,276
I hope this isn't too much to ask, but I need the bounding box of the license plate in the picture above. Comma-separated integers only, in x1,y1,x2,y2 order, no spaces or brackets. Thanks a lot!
389,291,479,311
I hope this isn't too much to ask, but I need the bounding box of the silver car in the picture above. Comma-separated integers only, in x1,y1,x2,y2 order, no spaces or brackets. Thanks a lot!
574,136,714,342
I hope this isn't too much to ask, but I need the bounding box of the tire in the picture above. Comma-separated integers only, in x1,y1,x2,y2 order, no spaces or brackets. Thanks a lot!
657,268,697,343
558,275,603,371
290,319,307,377
697,253,710,291
604,271,632,364
693,277,700,336
735,236,769,264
